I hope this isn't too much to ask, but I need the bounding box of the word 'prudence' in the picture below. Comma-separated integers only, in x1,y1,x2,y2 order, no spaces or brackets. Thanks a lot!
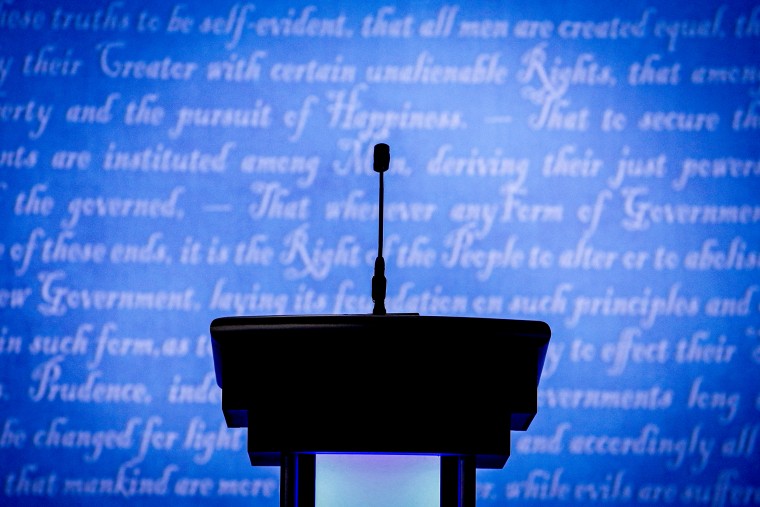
29,355,151,403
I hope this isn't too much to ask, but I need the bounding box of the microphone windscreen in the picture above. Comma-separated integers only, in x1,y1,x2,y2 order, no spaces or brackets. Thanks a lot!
373,143,390,172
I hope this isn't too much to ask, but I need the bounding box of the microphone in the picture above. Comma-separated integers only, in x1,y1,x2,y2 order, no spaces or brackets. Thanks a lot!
373,143,390,173
372,143,389,315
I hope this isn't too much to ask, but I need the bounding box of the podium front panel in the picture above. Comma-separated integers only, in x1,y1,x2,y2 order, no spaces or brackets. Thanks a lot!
210,314,551,469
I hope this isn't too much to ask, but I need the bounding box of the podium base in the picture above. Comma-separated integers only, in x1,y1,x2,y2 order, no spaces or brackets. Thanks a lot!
280,454,475,507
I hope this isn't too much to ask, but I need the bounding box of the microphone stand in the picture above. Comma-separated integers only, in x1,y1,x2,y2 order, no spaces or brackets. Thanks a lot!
372,143,389,315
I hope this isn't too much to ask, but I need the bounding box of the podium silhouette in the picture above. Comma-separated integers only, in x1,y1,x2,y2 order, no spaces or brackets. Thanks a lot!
209,144,551,507
210,313,550,507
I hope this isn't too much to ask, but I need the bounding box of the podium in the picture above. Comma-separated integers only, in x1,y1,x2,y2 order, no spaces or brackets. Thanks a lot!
210,313,551,507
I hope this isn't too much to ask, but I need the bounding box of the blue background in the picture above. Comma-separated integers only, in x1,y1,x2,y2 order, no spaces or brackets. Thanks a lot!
1,1,759,505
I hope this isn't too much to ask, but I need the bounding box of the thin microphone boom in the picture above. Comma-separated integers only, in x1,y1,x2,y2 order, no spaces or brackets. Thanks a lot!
372,143,389,315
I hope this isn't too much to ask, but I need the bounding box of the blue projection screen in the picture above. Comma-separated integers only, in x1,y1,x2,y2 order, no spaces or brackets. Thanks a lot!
1,0,759,505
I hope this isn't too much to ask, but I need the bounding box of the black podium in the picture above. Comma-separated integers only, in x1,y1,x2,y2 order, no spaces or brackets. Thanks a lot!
210,313,551,507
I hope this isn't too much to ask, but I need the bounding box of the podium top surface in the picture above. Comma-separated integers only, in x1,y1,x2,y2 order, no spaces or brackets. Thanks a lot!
210,313,551,390
210,312,550,334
